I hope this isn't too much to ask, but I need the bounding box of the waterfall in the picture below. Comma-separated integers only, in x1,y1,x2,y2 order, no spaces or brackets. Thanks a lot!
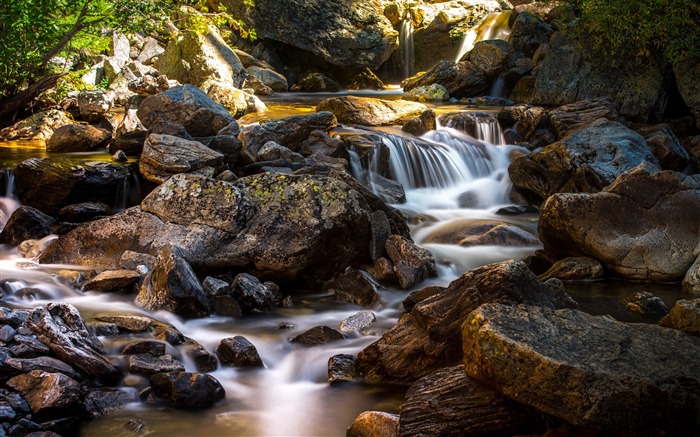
399,16,415,79
0,170,19,231
489,72,506,98
440,113,507,146
455,11,513,62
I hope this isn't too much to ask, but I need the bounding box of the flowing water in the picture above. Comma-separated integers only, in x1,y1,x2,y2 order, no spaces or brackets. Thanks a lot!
454,11,513,62
399,17,415,79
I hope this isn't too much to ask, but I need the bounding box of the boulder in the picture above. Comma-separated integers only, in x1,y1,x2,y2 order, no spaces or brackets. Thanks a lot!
136,245,210,317
137,37,165,64
674,61,700,129
292,72,342,92
465,39,515,79
149,372,225,409
158,26,245,89
385,235,437,290
684,256,700,295
328,354,360,384
508,11,553,59
509,119,658,203
246,66,288,91
82,270,140,293
0,206,55,246
0,110,74,141
128,75,177,97
546,97,619,140
202,276,230,296
290,326,344,345
401,109,437,137
399,366,539,437
203,81,265,117
347,411,399,437
401,61,488,99
215,336,264,368
402,85,449,103
539,164,700,281
78,90,114,121
357,260,576,383
58,202,112,223
463,303,700,435
322,269,380,307
6,370,81,414
317,96,425,126
46,124,112,153
230,273,273,313
659,299,700,336
139,133,224,184
538,256,605,281
421,220,540,248
636,123,690,171
136,85,234,137
128,353,185,376
14,158,132,216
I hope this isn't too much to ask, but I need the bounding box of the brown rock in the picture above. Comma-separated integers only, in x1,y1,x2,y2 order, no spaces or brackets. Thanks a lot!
317,96,426,126
347,411,399,437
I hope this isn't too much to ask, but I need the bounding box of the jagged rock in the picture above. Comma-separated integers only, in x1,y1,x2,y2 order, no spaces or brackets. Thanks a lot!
230,273,273,313
202,276,229,296
317,96,426,126
357,260,577,383
128,353,184,376
399,366,540,437
509,11,553,59
78,90,114,121
7,370,81,414
136,245,210,318
623,291,669,316
546,97,619,140
46,124,112,153
463,303,700,435
290,326,344,346
347,411,399,437
149,372,225,409
0,206,55,246
659,299,700,336
539,164,700,281
402,84,449,103
83,270,140,292
83,388,135,418
509,119,658,203
401,109,437,137
0,110,74,141
11,334,50,357
118,339,166,356
385,235,437,290
401,61,488,99
339,311,376,333
538,257,605,281
139,133,224,184
58,202,112,223
216,336,264,368
247,66,288,91
465,39,515,79
636,123,690,171
5,357,82,381
323,269,380,307
328,354,360,385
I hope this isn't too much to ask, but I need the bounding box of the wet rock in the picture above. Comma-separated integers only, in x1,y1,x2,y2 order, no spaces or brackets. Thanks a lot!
149,372,225,409
659,299,700,336
357,260,577,383
385,235,437,290
216,336,264,368
113,150,127,162
0,109,74,141
401,109,437,137
87,321,120,337
323,269,380,307
136,245,210,318
539,164,700,281
290,326,344,346
339,311,376,333
94,313,152,332
346,411,399,437
247,66,287,91
317,96,426,126
230,273,272,313
12,334,51,357
463,303,700,435
439,112,499,140
402,84,449,103
58,202,112,223
537,256,605,281
129,354,185,377
83,270,140,293
401,61,488,99
0,324,16,342
118,339,166,356
292,72,341,92
202,276,229,296
137,85,234,137
546,97,619,140
109,131,147,156
327,354,360,385
509,119,658,203
46,124,111,153
139,133,224,184
7,370,81,414
209,295,243,317
369,210,391,263
24,303,120,382
636,123,690,171
5,357,82,381
401,285,445,313
465,39,515,79
149,320,186,346
623,291,669,316
399,366,539,437
0,206,55,246
182,342,217,372
83,388,135,418
422,220,540,248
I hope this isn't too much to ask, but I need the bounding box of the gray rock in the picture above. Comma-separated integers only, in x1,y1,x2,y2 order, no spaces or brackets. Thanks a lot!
290,326,344,346
5,356,82,380
684,256,700,295
674,62,700,129
402,84,449,103
509,11,553,58
128,353,184,376
78,90,114,121
47,124,112,153
149,372,225,409
139,133,224,184
209,295,243,317
369,210,391,263
0,109,74,141
422,219,540,248
402,285,445,313
7,370,81,414
339,310,376,333
0,325,16,342
659,299,700,336
93,313,152,332
292,72,341,92
317,96,426,126
119,251,156,271
83,388,136,418
637,123,690,171
230,273,272,313
83,270,140,292
256,141,304,163
202,276,230,296
327,354,360,385
216,336,264,368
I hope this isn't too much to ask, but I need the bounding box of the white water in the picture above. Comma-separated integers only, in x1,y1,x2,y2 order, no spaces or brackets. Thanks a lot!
399,17,415,79
454,11,513,62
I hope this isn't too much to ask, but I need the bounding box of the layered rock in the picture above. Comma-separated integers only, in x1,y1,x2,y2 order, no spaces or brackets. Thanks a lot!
139,133,225,183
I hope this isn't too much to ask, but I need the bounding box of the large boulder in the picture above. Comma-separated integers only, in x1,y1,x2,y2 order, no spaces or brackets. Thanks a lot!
0,206,55,246
508,11,553,59
7,370,81,415
463,303,700,435
149,372,225,409
546,97,619,140
659,299,700,336
509,118,658,204
221,0,397,69
46,124,112,153
465,39,515,79
136,84,235,137
539,164,700,281
317,96,426,126
401,61,488,99
139,133,225,184
357,260,576,383
0,110,74,141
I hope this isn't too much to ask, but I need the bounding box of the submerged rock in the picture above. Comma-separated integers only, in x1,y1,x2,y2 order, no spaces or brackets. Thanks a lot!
149,372,225,409
623,291,668,316
328,354,360,384
317,96,426,126
290,326,344,346
216,336,264,368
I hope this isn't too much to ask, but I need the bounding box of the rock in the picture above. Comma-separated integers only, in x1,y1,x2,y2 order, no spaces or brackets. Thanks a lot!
182,342,218,372
158,26,245,89
83,388,135,418
136,245,210,318
369,210,391,263
24,303,120,382
684,256,700,295
463,303,700,435
357,260,577,383
298,129,344,158
7,370,81,414
109,131,147,156
149,372,225,409
128,75,177,97
78,90,114,121
623,291,669,316
5,357,82,381
123,419,147,433
659,299,700,336
128,354,185,376
0,206,55,246
119,251,156,271
323,269,380,307
246,66,287,91
674,62,700,129
137,37,165,64
0,110,74,141
402,286,445,313
401,109,437,137
215,336,264,368
539,165,700,281
118,339,167,356
438,112,500,141
509,11,553,59
636,123,690,171
203,81,265,117
94,313,152,332
14,158,132,216
46,124,112,153
256,141,304,163
327,354,360,384
83,270,140,292
385,235,437,290
317,96,426,126
399,366,539,437
339,310,376,333
58,202,112,223
546,97,619,140
137,85,235,137
292,72,341,92
499,104,545,141
230,273,273,313
202,276,229,296
402,84,449,103
346,411,399,437
538,257,605,281
290,326,344,346
465,39,515,79
209,295,243,317
509,119,658,203
222,0,396,69
401,61,488,99
422,220,540,248
139,133,224,184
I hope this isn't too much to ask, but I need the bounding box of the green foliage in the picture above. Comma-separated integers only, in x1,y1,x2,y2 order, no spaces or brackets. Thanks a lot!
565,0,700,63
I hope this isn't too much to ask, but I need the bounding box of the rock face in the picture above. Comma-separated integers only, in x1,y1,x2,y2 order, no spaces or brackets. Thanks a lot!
222,0,397,69
463,303,700,435
509,118,658,203
316,96,426,126
539,165,700,281
47,124,112,153
136,85,234,137
357,260,576,383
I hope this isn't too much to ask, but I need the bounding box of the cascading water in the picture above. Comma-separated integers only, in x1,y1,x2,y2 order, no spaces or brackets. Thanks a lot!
454,11,513,62
0,170,19,231
399,15,415,79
